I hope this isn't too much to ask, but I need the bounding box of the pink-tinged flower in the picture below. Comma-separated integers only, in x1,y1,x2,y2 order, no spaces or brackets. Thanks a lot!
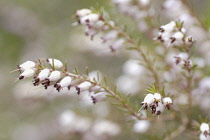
19,68,36,80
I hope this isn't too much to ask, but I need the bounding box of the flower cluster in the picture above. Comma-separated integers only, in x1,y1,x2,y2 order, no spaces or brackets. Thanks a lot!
113,0,152,32
16,58,107,104
74,9,127,52
199,123,210,140
140,93,172,115
156,21,194,48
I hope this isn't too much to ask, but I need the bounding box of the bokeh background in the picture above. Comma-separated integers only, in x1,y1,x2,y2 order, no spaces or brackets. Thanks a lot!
0,0,210,140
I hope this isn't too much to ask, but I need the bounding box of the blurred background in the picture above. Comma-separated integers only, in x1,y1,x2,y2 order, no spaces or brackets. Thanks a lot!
0,0,210,140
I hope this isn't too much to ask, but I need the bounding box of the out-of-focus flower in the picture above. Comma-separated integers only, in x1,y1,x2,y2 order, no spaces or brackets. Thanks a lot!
92,120,121,136
133,120,150,133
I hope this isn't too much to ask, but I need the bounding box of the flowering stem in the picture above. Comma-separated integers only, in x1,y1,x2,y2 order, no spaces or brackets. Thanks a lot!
67,72,142,120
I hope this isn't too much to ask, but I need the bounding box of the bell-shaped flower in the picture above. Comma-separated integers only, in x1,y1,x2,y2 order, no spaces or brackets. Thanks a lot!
155,102,164,115
19,68,36,80
163,97,173,110
18,61,36,72
200,123,210,137
47,58,63,69
91,92,107,104
141,93,154,109
76,81,92,95
56,76,72,92
153,93,161,102
33,68,50,85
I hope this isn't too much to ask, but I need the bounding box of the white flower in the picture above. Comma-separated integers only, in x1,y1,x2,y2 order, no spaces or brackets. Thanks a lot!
171,32,184,45
47,58,63,69
163,97,172,105
76,81,92,94
91,92,107,104
155,102,164,115
123,59,144,76
37,69,50,81
199,133,210,140
48,71,61,81
141,93,154,109
76,9,92,17
110,38,125,51
163,97,173,109
80,14,100,24
154,93,161,101
160,21,176,33
18,61,36,72
92,120,121,136
102,30,119,42
56,76,72,91
133,120,150,133
19,68,36,80
200,123,210,133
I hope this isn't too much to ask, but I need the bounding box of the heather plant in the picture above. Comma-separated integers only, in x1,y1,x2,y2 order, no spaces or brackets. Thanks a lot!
11,0,210,140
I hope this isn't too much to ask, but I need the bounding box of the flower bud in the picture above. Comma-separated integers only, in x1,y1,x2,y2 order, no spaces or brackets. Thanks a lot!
48,71,61,81
47,58,63,69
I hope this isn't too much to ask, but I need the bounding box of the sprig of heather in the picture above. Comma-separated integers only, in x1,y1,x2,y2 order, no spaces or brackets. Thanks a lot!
74,8,160,87
139,83,173,116
15,58,141,120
